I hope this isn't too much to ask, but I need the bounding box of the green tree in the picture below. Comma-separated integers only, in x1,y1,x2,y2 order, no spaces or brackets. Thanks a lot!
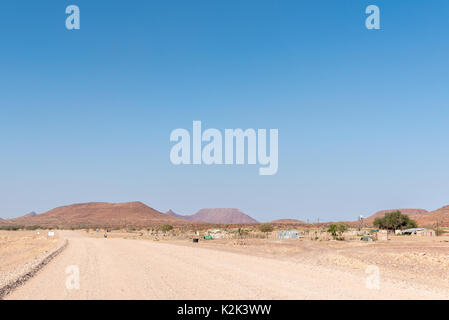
373,217,383,229
373,211,417,230
327,223,348,240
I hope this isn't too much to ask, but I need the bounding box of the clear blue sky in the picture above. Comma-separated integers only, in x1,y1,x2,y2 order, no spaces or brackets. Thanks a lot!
1,1,449,221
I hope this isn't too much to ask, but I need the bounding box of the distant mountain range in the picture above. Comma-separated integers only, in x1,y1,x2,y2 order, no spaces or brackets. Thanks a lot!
165,208,258,224
3,202,258,227
3,201,449,228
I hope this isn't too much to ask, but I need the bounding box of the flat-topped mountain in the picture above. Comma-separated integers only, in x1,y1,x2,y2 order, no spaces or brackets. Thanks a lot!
165,208,258,224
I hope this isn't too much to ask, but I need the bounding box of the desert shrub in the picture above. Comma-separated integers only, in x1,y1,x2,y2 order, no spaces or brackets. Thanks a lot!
0,225,22,231
159,224,173,232
259,224,274,238
25,225,41,230
237,227,249,237
259,224,274,233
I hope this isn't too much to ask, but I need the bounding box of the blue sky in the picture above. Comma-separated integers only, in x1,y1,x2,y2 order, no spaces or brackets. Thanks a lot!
1,1,449,221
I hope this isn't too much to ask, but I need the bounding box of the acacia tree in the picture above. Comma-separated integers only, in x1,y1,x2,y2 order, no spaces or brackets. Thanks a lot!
373,211,417,230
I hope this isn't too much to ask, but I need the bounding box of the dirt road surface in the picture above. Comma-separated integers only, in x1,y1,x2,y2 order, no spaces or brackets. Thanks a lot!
5,231,447,299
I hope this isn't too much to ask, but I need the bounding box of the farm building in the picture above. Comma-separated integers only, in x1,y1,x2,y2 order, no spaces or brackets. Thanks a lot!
402,228,435,236
277,230,300,239
372,229,388,241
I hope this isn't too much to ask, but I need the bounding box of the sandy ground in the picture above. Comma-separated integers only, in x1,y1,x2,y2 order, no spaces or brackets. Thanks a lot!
4,231,449,299
0,230,59,289
175,236,449,295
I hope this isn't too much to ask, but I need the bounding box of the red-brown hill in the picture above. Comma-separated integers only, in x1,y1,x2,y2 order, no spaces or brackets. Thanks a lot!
8,202,188,227
412,205,449,227
165,209,187,220
270,219,307,225
365,208,428,223
363,206,449,227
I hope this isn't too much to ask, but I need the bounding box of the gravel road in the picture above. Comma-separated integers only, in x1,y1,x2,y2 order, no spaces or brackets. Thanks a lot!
5,231,446,299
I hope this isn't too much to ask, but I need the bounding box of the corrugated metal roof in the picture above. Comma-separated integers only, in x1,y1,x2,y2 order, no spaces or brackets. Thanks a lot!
403,228,425,233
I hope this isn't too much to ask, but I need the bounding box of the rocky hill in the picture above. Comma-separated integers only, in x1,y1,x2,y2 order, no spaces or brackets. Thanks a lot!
165,208,258,224
8,202,188,227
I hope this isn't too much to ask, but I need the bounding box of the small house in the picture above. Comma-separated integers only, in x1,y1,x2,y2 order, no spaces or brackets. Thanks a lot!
277,230,300,239
403,228,435,237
